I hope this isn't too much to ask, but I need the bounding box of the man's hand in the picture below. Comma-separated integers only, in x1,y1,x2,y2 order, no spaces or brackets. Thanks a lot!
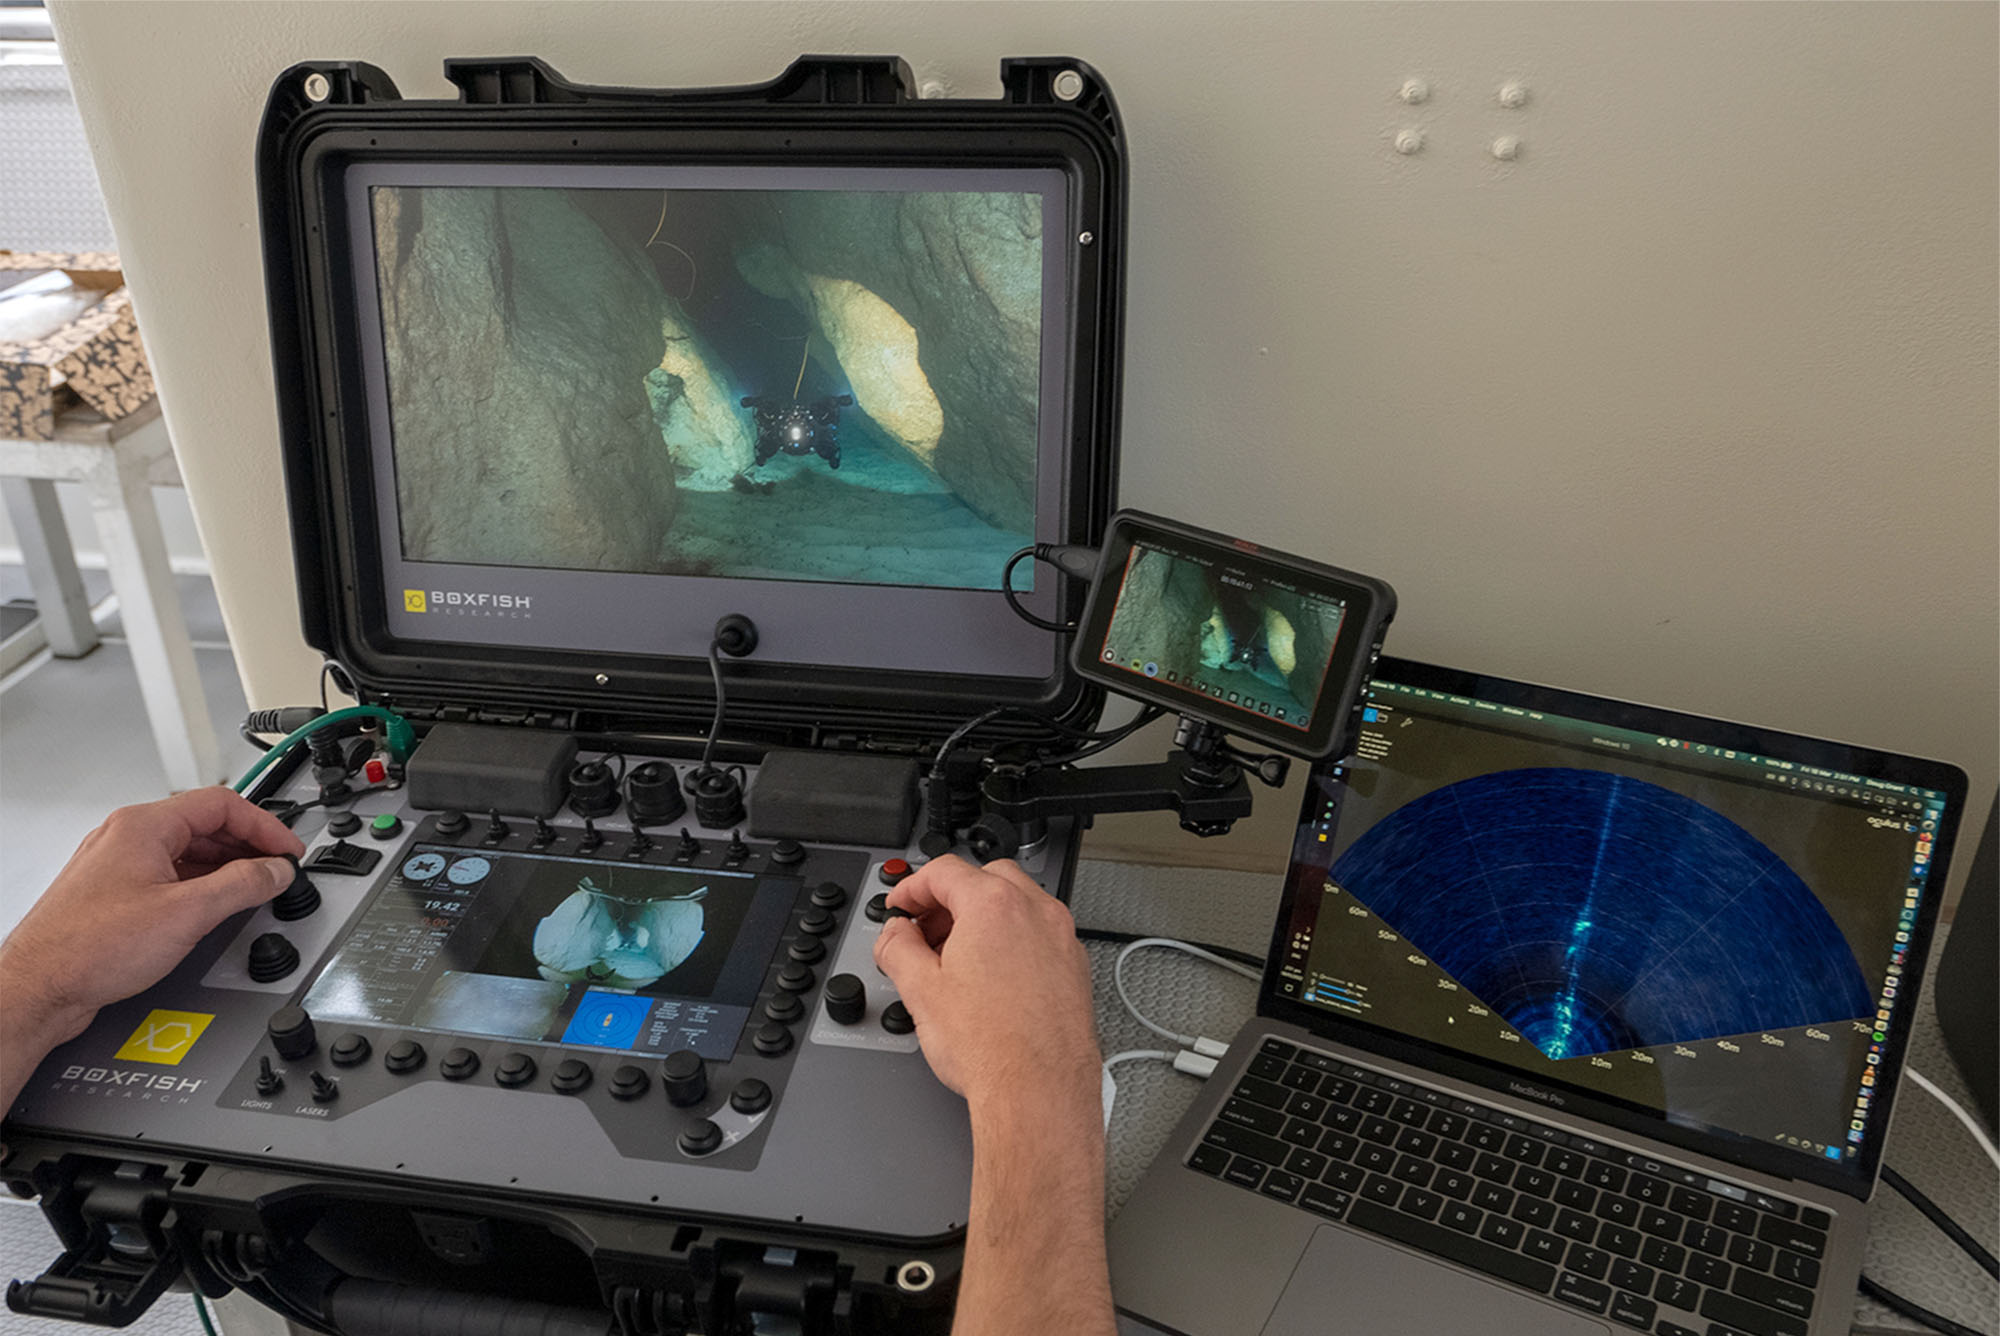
1,788,303,1111
872,854,1102,1110
872,855,1115,1336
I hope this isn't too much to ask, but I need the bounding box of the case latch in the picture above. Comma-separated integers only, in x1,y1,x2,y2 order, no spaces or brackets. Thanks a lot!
4,1169,181,1326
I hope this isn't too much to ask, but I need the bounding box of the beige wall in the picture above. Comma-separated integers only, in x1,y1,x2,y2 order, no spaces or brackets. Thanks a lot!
49,1,1997,904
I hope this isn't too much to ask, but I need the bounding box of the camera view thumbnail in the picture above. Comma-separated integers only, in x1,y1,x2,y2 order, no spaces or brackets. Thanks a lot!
369,183,1048,589
1098,543,1347,728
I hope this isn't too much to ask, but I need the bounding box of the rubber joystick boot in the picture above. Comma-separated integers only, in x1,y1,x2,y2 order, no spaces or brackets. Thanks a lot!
270,856,321,922
267,1005,316,1060
567,760,620,819
627,761,686,826
691,768,745,828
247,932,300,982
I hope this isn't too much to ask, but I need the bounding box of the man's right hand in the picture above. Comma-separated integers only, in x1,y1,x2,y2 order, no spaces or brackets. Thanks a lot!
870,854,1101,1111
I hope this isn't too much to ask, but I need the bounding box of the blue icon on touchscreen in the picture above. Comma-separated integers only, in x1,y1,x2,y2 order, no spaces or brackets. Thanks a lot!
563,991,653,1049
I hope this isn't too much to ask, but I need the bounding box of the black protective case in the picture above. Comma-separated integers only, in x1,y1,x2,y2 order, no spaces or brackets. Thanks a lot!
257,53,1126,746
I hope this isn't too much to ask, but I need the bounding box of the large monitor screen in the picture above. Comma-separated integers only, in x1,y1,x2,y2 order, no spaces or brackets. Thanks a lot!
343,163,1076,674
1274,665,1958,1184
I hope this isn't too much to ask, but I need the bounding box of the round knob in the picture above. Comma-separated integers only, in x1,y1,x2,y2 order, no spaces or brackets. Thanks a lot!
824,973,866,1026
882,1000,915,1035
439,1047,480,1081
495,1052,537,1087
551,1058,593,1094
270,857,321,921
661,1049,707,1107
608,1064,650,1101
730,1079,772,1115
329,1032,371,1067
679,1118,723,1156
627,761,685,825
384,1040,426,1074
247,932,300,982
267,1005,316,1060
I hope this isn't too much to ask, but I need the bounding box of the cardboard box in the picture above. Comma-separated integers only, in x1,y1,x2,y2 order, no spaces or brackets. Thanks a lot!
0,251,155,441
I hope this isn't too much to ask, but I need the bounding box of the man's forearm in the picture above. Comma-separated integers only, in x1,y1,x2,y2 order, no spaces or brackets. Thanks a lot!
0,967,92,1115
954,1086,1117,1336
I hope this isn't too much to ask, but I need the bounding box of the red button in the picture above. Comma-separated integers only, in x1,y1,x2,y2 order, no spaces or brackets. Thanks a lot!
364,758,388,783
881,858,912,886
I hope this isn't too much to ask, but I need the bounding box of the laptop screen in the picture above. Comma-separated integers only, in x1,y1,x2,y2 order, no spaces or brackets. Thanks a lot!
1270,658,1965,1191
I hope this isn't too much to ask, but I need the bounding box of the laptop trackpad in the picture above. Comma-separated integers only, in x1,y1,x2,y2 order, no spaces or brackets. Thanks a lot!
1261,1227,1610,1336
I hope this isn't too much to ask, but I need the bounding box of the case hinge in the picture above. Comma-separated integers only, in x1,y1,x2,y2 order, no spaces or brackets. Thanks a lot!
4,1168,180,1327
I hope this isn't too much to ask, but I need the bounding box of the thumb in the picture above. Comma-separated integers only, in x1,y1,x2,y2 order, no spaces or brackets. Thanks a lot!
179,856,294,922
872,916,940,1008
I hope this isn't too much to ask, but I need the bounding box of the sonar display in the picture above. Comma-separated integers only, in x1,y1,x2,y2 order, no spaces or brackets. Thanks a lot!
1330,767,1873,1061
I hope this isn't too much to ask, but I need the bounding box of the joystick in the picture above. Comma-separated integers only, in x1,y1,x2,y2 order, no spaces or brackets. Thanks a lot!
267,1005,316,1060
567,760,621,818
532,816,556,849
725,829,750,865
661,1049,707,1107
485,809,509,841
627,829,654,858
579,818,603,854
247,932,301,982
626,761,685,826
270,857,321,922
674,827,700,861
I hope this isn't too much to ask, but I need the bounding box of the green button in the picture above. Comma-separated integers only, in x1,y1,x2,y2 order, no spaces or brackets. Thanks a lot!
369,813,403,839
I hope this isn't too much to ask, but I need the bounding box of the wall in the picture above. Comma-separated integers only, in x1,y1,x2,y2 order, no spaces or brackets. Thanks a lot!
47,1,1998,905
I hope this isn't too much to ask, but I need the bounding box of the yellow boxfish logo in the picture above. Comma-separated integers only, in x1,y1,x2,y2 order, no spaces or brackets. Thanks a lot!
405,589,428,613
113,1010,214,1065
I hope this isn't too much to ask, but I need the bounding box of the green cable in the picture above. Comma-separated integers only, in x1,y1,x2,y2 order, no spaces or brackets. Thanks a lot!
193,1291,221,1336
232,705,416,795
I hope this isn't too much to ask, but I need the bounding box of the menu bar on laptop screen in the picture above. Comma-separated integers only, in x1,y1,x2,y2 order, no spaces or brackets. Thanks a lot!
1276,666,1959,1187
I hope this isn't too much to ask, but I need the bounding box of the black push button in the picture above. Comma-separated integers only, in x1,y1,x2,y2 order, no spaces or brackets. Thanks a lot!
879,858,912,886
730,1079,772,1115
267,1005,316,1060
865,893,891,923
764,992,805,1024
551,1058,592,1094
881,1000,915,1035
776,962,816,993
798,908,838,937
769,839,806,866
329,1033,371,1067
810,881,847,910
787,938,825,965
435,810,469,836
679,1119,723,1156
439,1047,480,1081
324,811,362,838
495,1052,537,1087
661,1049,706,1107
752,1023,793,1057
608,1064,650,1101
384,1040,426,1074
247,932,300,982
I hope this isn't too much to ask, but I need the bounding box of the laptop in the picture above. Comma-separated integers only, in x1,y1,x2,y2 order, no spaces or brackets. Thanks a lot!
1108,656,1968,1336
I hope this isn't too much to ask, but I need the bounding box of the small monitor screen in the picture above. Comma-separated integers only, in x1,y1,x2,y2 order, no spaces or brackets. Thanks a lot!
343,163,1076,674
302,845,798,1062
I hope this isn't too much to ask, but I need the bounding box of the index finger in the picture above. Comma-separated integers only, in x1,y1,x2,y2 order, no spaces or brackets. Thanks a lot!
884,853,985,918
159,788,305,859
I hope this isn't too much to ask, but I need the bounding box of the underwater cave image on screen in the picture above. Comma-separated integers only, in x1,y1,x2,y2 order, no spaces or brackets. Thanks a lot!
368,183,1046,589
1330,768,1872,1060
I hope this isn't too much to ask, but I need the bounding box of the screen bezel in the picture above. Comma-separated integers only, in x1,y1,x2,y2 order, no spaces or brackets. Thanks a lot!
263,98,1124,731
1262,655,1968,1199
1070,510,1395,757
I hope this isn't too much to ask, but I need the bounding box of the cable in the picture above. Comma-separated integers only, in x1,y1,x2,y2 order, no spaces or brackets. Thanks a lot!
193,1292,220,1336
1113,937,1262,1056
238,720,275,753
1100,1048,1219,1130
1075,927,1265,972
1000,547,1072,632
232,705,415,795
1881,1165,1999,1279
1905,1067,2000,1172
1857,1275,1984,1336
1029,706,1166,769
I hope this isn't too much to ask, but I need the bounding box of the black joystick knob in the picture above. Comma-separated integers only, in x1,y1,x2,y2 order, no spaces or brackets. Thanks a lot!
824,973,867,1026
627,761,686,826
247,932,300,982
661,1049,707,1107
567,760,620,819
691,768,745,828
268,1005,316,1060
270,857,321,921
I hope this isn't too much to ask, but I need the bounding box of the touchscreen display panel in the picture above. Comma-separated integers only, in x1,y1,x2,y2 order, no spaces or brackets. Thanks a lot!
302,846,797,1061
